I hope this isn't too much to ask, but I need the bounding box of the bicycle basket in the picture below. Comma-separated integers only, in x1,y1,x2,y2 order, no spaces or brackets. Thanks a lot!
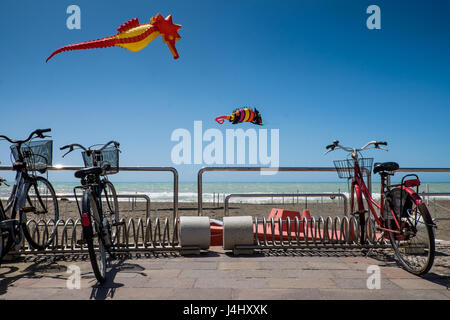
10,140,53,172
82,146,119,175
333,158,373,179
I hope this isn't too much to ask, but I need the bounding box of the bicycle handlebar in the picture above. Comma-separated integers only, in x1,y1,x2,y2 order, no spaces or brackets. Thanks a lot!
60,141,120,158
0,128,52,145
324,140,388,155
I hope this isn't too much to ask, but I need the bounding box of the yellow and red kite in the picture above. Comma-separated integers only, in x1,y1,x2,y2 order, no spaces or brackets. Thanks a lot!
46,13,181,62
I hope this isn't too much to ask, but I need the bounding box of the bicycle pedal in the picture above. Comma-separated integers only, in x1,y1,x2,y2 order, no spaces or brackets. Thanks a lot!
76,239,87,245
0,219,19,229
112,221,125,226
22,207,36,213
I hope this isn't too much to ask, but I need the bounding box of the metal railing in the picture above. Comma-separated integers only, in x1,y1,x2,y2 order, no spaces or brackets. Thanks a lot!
224,193,348,216
0,165,179,219
389,168,450,221
197,167,371,216
47,194,151,220
421,192,450,221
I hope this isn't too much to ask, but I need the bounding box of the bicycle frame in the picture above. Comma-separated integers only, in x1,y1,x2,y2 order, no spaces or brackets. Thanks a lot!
2,170,32,222
350,160,403,234
73,179,105,220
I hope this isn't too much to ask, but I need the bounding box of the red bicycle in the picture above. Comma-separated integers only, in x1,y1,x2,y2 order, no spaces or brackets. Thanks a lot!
326,140,435,275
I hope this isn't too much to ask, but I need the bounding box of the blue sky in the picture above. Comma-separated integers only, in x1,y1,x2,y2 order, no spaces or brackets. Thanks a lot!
0,0,449,182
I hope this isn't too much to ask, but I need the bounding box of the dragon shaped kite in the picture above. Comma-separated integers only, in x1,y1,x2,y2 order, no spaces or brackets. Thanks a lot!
215,107,263,125
46,13,181,62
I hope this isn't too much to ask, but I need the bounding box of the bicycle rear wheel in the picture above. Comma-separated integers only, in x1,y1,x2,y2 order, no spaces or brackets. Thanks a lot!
387,190,435,275
22,176,59,250
83,191,107,284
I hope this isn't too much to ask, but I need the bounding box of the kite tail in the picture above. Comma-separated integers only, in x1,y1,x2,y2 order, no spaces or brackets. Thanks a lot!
46,37,118,62
215,116,229,124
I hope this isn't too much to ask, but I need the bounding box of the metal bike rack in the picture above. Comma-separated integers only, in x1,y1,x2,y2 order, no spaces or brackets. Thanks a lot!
235,215,391,251
0,165,179,219
197,167,371,216
224,193,349,216
19,216,181,254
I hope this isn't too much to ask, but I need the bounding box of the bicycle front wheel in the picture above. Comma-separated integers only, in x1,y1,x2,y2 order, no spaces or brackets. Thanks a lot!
103,180,119,243
83,191,107,284
22,176,59,250
387,191,435,275
0,228,4,262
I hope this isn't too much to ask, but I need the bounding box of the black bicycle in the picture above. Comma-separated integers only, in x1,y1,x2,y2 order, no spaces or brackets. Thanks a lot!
60,141,120,283
0,129,59,261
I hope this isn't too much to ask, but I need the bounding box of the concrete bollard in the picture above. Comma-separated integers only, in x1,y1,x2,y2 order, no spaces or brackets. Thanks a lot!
178,216,210,255
223,216,254,255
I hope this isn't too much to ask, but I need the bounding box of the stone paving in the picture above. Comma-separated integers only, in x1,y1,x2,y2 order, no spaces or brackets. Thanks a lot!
0,244,449,300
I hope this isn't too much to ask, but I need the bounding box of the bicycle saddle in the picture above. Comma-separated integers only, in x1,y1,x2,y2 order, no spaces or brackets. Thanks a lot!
74,166,103,179
373,162,399,174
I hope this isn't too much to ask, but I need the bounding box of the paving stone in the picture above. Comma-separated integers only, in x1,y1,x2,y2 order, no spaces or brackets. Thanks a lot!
0,288,61,300
7,277,41,288
267,278,336,289
334,278,401,290
234,288,322,300
218,262,262,270
179,269,233,278
403,289,450,300
171,288,233,300
390,278,448,290
332,269,371,279
259,261,308,270
131,261,168,269
381,267,421,279
195,277,267,289
121,277,195,288
112,287,174,300
305,262,351,270
165,261,218,270
144,269,181,278
318,289,412,300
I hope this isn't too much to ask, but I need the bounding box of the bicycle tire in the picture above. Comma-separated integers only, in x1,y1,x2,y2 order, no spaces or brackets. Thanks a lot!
21,176,59,250
0,203,11,259
387,190,435,275
103,180,119,243
82,190,107,284
0,227,4,262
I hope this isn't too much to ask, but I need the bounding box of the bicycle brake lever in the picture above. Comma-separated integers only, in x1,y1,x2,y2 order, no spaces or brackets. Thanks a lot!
378,147,388,151
324,149,333,156
62,147,73,158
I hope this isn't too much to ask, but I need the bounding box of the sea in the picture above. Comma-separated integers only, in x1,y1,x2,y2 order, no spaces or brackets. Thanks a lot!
2,181,449,203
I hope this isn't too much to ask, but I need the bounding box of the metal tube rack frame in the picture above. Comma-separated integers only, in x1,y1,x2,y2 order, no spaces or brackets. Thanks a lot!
198,167,371,216
0,165,179,219
42,194,151,220
224,193,348,216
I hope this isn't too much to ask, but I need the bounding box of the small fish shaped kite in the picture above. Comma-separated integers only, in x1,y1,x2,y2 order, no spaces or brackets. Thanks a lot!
215,107,263,125
46,13,181,62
